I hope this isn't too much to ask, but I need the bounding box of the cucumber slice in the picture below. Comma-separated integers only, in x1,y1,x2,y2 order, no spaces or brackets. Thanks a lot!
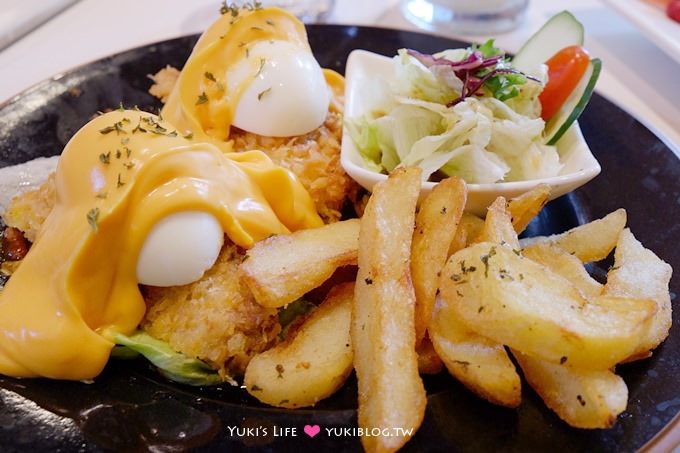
512,11,584,76
544,58,602,146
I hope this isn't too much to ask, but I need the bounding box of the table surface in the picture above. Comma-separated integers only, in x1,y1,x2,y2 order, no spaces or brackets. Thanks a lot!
0,0,679,160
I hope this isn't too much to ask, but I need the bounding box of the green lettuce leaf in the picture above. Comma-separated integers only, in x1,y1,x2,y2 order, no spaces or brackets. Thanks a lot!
110,330,225,386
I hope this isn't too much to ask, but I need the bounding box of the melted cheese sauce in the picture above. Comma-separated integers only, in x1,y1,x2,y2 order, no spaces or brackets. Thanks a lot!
0,109,321,379
161,7,343,147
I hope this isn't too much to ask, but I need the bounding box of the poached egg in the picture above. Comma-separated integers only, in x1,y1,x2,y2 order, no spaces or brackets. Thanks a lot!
136,211,224,287
161,6,336,145
228,39,330,137
0,110,322,379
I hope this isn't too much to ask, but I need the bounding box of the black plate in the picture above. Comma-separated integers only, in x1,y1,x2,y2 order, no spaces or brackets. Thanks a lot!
0,25,679,453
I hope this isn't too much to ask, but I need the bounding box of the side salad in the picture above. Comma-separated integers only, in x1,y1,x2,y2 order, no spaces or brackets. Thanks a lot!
345,11,601,184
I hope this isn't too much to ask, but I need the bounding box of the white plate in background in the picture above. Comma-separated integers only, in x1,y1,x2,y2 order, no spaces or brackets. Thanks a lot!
0,0,80,50
602,0,680,64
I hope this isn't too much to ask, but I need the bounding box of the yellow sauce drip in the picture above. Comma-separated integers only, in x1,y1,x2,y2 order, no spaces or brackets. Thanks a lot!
0,110,321,379
161,7,342,149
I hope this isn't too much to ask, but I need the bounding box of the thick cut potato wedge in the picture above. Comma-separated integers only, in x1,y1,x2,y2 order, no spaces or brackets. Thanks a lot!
448,212,485,255
430,296,521,408
522,242,603,298
507,184,551,234
240,219,359,308
244,282,354,408
604,228,673,361
352,166,426,453
520,209,627,263
411,176,467,345
513,350,628,429
435,197,521,407
439,242,656,369
416,335,444,375
474,196,520,249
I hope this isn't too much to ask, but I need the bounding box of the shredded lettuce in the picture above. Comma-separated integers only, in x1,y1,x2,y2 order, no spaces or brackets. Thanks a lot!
347,45,561,184
392,49,460,104
110,330,225,386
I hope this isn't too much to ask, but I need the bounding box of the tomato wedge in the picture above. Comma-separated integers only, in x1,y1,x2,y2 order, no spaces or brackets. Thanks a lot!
539,45,591,121
668,0,680,23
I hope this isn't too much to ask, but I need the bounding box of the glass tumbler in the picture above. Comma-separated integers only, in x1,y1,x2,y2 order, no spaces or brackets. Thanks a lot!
401,0,529,35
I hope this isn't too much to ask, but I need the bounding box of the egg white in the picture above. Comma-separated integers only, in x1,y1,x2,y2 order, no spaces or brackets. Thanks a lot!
136,211,223,287
228,39,330,137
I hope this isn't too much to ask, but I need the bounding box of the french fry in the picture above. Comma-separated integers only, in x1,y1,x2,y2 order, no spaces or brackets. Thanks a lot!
430,296,521,408
448,212,484,255
352,166,426,453
416,335,444,375
513,350,628,429
240,219,359,308
411,176,467,345
604,228,673,361
434,196,522,407
520,209,627,263
243,282,354,409
474,196,520,249
522,242,603,298
439,242,656,370
507,184,551,234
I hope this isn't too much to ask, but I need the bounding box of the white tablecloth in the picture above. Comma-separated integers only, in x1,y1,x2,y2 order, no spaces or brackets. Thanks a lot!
1,0,678,158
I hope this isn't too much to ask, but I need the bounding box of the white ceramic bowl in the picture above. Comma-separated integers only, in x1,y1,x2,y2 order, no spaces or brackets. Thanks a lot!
340,49,602,217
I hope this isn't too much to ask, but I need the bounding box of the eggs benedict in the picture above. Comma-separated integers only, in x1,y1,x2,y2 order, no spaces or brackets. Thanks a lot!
151,5,355,222
0,109,321,380
0,4,357,382
161,5,333,143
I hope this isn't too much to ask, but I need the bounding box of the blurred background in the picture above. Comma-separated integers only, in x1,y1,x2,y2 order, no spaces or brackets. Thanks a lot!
0,0,678,156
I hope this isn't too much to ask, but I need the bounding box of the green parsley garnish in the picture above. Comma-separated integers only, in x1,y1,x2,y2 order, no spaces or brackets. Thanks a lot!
219,1,263,16
99,121,126,135
132,118,146,134
480,246,497,278
255,58,266,77
86,208,100,232
196,92,209,105
257,88,271,101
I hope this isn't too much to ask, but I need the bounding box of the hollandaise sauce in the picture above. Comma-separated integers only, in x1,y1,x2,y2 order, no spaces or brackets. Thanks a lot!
161,6,343,144
0,110,321,379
